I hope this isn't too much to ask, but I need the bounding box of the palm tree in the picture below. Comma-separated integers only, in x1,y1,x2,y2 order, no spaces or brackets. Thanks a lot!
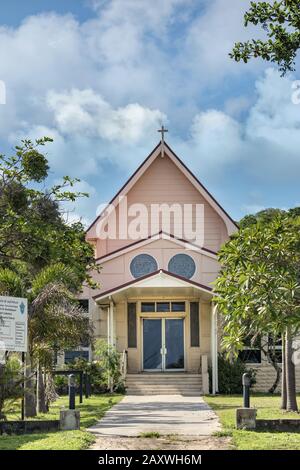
0,263,93,417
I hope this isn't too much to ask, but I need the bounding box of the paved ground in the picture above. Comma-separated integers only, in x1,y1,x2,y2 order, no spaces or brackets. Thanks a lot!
90,435,232,451
88,395,222,438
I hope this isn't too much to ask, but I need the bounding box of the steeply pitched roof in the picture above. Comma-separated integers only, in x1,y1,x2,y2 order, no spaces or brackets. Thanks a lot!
86,140,238,238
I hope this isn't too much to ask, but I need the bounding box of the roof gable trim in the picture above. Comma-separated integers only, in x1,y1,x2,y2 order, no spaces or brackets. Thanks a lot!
95,231,218,264
93,268,213,301
86,141,238,237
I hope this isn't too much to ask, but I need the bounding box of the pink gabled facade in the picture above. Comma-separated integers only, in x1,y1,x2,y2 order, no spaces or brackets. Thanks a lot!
87,237,219,299
86,142,236,260
65,141,298,395
75,141,240,394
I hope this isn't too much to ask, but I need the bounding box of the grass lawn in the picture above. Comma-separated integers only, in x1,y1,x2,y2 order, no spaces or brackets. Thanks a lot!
205,394,300,450
0,394,123,450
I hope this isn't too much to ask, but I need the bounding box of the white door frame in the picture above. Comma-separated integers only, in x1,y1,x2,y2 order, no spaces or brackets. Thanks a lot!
142,317,185,372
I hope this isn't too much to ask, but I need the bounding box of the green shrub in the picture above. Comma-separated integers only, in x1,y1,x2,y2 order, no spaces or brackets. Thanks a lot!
53,342,124,396
0,354,23,420
54,358,107,395
94,340,122,392
54,374,68,395
209,353,256,394
71,358,107,394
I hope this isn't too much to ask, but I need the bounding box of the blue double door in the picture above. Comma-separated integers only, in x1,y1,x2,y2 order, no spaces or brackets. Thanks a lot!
143,318,184,371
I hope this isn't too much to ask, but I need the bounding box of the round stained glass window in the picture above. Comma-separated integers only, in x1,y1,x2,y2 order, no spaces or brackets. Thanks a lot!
130,254,158,279
168,253,196,279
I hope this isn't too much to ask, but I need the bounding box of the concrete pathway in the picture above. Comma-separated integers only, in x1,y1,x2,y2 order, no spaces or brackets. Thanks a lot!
88,395,221,437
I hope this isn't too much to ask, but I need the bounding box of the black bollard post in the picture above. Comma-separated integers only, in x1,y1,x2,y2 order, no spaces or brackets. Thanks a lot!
79,371,83,404
87,375,91,397
242,373,250,408
68,374,76,410
84,373,88,399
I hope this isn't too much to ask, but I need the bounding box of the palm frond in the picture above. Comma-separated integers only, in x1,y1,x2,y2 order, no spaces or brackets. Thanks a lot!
0,268,25,296
31,262,79,298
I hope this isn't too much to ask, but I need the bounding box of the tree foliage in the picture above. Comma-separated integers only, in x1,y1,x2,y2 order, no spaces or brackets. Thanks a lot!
230,1,300,75
0,264,93,358
215,215,300,350
0,137,98,288
0,137,99,417
215,213,300,409
239,208,287,229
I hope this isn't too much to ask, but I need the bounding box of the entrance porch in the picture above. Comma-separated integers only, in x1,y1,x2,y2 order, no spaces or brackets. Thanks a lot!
93,270,219,394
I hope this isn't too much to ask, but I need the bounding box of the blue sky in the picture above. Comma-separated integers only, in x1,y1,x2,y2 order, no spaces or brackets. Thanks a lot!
0,0,299,225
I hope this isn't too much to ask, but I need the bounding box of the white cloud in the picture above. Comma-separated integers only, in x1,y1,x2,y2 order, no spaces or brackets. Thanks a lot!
171,68,300,185
184,0,265,86
224,96,252,118
58,178,98,228
190,110,242,166
0,1,298,221
47,88,166,143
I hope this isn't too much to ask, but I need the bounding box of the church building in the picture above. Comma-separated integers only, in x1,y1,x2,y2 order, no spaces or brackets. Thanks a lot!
71,134,291,394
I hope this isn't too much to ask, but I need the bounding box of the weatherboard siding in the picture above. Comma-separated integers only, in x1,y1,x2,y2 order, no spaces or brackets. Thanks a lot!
95,154,227,258
87,238,219,297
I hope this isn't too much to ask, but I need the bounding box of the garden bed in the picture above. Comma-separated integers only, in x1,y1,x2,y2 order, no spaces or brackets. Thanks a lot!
0,419,59,435
256,419,300,432
0,394,123,450
205,394,300,450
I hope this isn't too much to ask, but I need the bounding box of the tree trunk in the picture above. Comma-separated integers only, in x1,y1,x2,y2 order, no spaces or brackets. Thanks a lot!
37,367,48,414
24,353,37,417
0,362,6,420
281,332,287,410
36,361,39,414
266,345,281,394
285,327,298,412
268,361,281,394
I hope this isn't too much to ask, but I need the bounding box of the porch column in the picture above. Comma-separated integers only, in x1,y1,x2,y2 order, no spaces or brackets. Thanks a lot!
211,303,219,394
107,299,115,347
107,299,115,392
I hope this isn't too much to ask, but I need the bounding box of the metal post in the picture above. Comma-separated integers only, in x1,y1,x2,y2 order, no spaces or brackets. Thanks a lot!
84,373,88,399
87,375,91,397
242,373,251,408
68,374,76,410
79,371,83,404
21,352,25,420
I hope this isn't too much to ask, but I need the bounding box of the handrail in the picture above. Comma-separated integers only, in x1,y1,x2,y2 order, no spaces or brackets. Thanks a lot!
201,354,209,394
120,349,128,380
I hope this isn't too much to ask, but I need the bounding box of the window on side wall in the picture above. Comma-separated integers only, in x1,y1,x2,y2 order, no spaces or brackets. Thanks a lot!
64,350,89,364
78,299,89,313
238,334,261,364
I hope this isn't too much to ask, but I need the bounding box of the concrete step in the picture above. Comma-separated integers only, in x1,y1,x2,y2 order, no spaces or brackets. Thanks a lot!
126,372,201,379
126,390,202,394
126,389,202,393
125,373,202,396
126,379,202,384
126,374,202,378
126,384,202,389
